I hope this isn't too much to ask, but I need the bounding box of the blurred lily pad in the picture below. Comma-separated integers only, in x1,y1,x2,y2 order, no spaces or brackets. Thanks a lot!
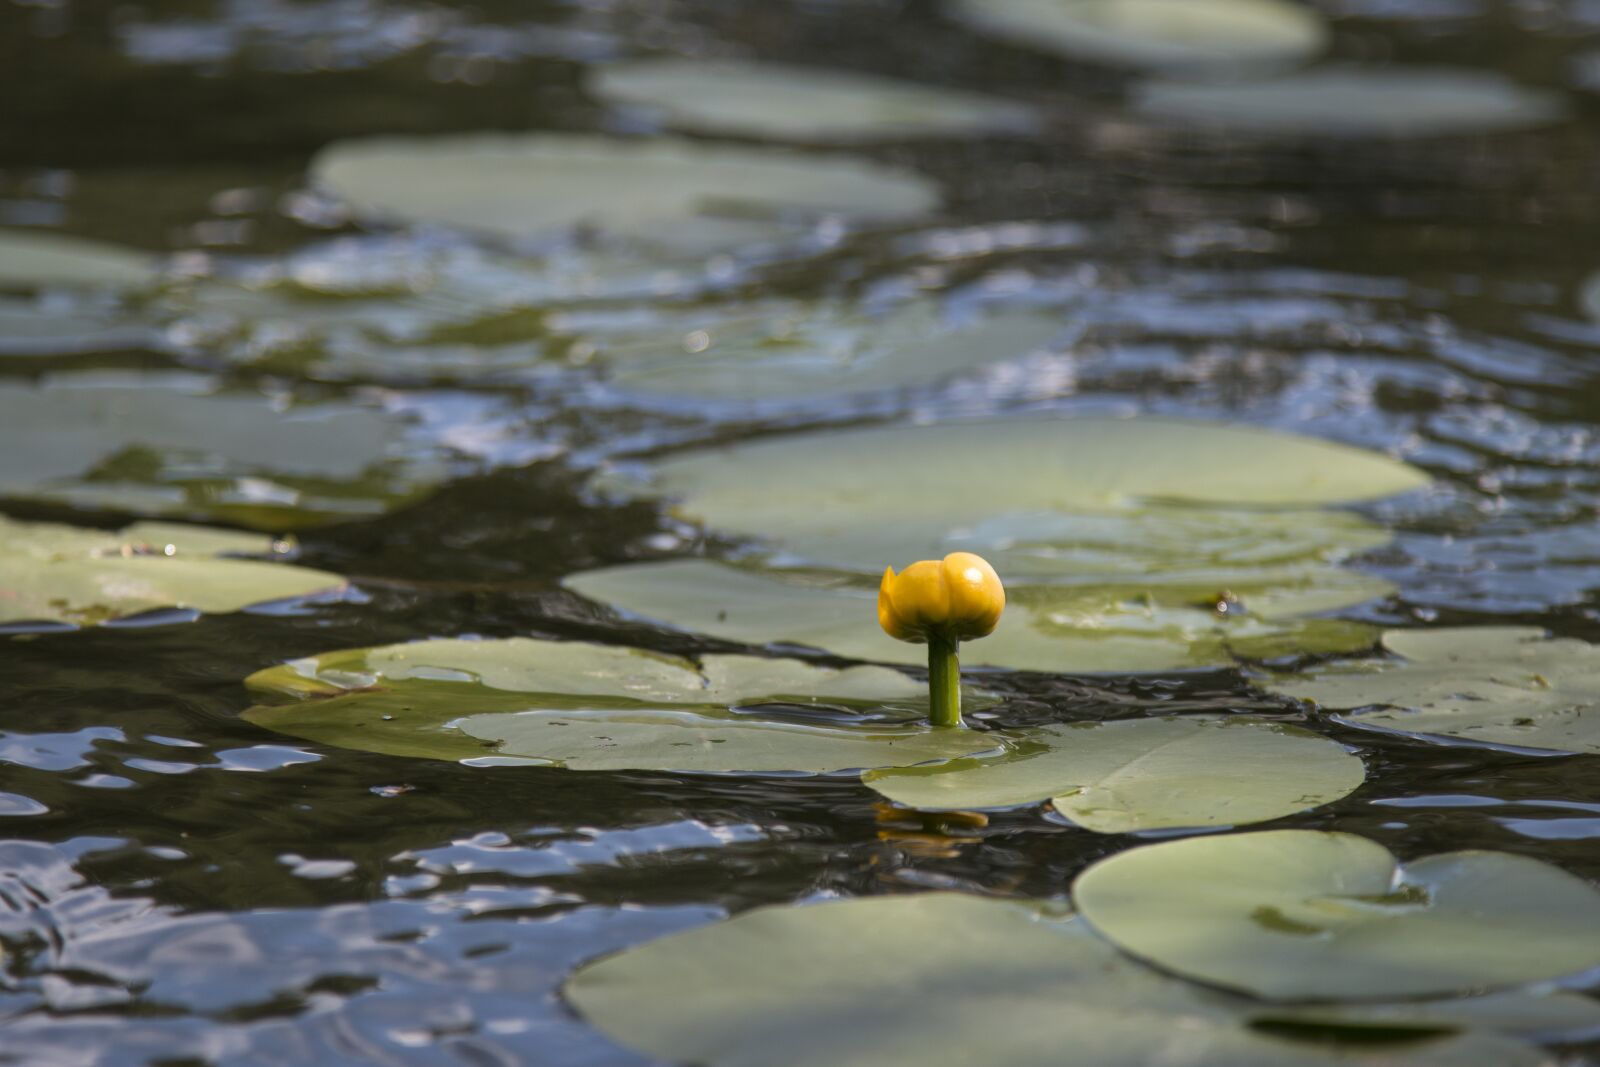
566,893,1549,1067
591,59,1040,140
311,134,941,255
611,417,1429,570
149,235,755,380
567,298,1061,404
0,515,342,628
0,228,158,291
1136,67,1566,138
0,373,447,528
1073,829,1600,999
244,637,996,771
864,715,1363,830
951,0,1326,74
1268,627,1600,755
566,558,1384,672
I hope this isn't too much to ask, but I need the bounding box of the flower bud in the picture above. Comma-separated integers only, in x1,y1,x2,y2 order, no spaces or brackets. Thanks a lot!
877,552,1005,644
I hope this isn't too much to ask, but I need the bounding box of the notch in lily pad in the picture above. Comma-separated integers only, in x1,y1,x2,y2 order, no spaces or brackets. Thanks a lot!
242,637,1002,773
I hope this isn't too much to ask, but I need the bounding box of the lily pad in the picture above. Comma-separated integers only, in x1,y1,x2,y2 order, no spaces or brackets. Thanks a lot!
951,0,1326,74
0,515,342,628
1073,829,1600,999
566,558,1385,673
565,893,1549,1067
1136,67,1566,138
0,373,447,528
565,298,1062,404
576,420,1423,671
864,716,1364,831
611,417,1429,570
310,134,941,255
148,235,758,380
1268,627,1600,755
590,59,1040,140
0,228,158,291
243,637,996,771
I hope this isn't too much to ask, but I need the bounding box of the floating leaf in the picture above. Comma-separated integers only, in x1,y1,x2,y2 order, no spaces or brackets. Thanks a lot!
1136,67,1566,138
951,0,1326,74
590,59,1039,140
566,893,1548,1067
865,716,1363,831
0,515,342,628
147,236,751,380
1073,829,1600,999
567,298,1061,403
0,228,158,291
1268,627,1600,755
244,637,995,771
613,416,1428,564
0,373,447,528
0,297,154,357
567,558,1384,672
311,134,941,254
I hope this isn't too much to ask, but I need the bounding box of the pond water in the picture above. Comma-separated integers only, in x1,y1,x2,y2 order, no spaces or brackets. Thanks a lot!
3,0,1600,1063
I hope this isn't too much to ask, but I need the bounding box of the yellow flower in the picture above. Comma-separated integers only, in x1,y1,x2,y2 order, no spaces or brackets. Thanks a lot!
877,552,1005,644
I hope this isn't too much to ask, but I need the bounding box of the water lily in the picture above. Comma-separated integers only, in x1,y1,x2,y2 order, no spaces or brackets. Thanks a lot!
878,551,1004,728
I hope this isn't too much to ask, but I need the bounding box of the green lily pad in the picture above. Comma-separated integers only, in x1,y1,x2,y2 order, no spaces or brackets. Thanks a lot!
613,416,1428,567
1136,67,1566,138
951,0,1326,74
1073,830,1600,1000
0,297,154,357
566,558,1384,673
565,893,1549,1067
243,637,996,771
590,59,1040,140
310,134,941,255
148,238,747,380
864,715,1363,830
565,298,1061,403
0,515,343,628
1268,627,1600,755
0,373,447,528
0,228,158,291
583,417,1422,669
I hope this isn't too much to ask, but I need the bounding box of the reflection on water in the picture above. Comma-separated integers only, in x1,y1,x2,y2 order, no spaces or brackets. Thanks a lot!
3,0,1600,1062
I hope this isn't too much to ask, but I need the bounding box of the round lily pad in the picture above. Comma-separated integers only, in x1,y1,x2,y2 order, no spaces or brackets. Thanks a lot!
0,515,343,628
611,416,1428,567
1073,830,1600,999
565,893,1548,1067
864,716,1364,831
566,298,1062,404
1268,627,1600,755
310,134,941,254
0,228,158,291
590,59,1040,140
566,558,1385,673
951,0,1326,74
1135,67,1566,138
243,637,997,772
0,373,447,528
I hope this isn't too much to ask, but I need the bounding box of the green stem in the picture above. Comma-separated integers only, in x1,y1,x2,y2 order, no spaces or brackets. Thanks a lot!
926,633,962,729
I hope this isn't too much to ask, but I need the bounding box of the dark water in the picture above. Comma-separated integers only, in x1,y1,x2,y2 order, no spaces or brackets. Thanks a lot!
3,1,1600,1063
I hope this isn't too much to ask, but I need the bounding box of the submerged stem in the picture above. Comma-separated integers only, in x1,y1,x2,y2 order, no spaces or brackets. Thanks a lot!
926,634,962,729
